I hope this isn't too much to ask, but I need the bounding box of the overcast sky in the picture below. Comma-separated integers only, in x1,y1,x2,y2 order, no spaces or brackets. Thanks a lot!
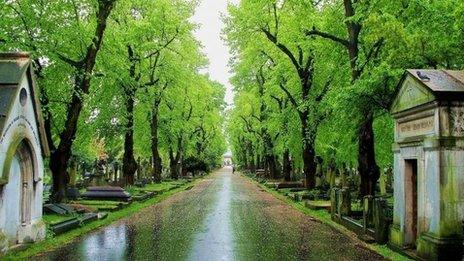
191,0,239,106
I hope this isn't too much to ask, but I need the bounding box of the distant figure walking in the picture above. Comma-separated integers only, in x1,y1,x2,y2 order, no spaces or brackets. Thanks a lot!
232,165,235,174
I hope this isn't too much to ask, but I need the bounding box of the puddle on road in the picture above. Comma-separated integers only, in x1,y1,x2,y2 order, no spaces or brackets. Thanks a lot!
188,169,234,261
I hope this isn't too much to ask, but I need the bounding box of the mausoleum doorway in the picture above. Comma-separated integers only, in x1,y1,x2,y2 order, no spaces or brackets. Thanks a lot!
404,158,417,247
16,140,35,226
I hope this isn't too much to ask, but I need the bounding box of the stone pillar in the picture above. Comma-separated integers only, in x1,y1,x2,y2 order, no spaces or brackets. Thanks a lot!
331,188,339,219
363,195,374,233
373,197,389,244
339,188,351,216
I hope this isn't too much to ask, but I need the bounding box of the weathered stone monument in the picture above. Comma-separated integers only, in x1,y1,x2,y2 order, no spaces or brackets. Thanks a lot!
0,53,49,252
390,69,464,259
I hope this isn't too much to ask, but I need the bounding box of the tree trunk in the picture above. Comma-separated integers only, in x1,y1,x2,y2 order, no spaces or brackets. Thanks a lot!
302,142,316,189
122,88,137,185
283,149,291,181
169,149,179,180
301,120,316,189
177,151,183,178
49,0,116,203
358,115,380,196
49,151,69,203
263,132,277,178
265,154,277,179
344,0,380,197
50,78,87,201
246,141,255,172
150,105,162,183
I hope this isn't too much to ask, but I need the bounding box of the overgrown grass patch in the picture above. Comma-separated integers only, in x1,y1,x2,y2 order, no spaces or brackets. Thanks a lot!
42,214,76,226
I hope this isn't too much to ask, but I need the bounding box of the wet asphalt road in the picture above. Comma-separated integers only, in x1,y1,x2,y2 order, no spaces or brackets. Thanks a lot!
36,167,384,261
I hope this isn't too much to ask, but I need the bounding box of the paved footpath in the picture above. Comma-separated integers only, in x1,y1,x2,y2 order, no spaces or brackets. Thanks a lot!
37,167,384,261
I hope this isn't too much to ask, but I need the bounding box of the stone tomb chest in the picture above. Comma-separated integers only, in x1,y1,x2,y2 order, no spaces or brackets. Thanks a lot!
0,53,49,252
390,69,464,259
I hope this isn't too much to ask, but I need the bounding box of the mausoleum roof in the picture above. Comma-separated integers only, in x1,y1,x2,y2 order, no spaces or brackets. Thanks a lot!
0,53,50,156
406,69,464,93
0,53,30,85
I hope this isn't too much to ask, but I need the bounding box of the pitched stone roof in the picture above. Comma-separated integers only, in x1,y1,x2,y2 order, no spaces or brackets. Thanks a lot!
0,53,50,156
406,69,464,93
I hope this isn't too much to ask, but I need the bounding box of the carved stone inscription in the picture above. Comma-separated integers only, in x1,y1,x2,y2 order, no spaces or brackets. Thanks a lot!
398,116,435,138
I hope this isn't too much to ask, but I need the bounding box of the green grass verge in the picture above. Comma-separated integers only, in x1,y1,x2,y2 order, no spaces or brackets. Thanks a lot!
243,174,411,261
42,214,76,226
3,177,207,260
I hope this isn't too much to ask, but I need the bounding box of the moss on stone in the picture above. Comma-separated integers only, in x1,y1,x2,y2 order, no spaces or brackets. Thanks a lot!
0,230,8,254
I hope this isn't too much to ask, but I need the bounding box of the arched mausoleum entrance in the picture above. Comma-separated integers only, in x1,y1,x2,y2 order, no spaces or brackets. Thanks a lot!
2,139,37,243
16,140,35,226
0,53,49,252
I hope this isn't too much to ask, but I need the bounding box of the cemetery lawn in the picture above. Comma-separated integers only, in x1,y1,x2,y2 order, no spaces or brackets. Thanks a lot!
245,176,411,261
3,177,205,260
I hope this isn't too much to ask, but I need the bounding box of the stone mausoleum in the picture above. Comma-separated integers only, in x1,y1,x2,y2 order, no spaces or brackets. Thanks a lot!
0,53,49,252
390,69,464,259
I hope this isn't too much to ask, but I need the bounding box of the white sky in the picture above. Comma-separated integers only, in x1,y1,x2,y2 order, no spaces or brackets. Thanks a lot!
192,0,239,106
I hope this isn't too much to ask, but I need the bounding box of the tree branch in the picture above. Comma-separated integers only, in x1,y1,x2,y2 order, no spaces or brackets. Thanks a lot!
305,27,350,47
278,82,300,112
56,52,82,68
144,27,180,59
261,27,301,71
316,77,333,102
359,38,385,74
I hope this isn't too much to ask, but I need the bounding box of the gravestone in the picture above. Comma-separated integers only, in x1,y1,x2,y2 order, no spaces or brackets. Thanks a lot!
82,186,132,202
90,158,106,186
0,53,49,251
66,157,80,200
390,70,464,259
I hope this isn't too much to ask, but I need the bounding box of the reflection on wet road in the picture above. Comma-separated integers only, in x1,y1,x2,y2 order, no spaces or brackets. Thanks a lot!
189,170,233,261
36,167,384,261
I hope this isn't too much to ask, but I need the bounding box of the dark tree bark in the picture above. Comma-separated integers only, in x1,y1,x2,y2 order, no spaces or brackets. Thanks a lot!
358,115,380,196
150,105,163,183
306,0,382,196
256,68,279,179
301,118,316,188
263,134,278,179
169,147,181,180
122,45,138,185
261,22,319,189
50,0,117,202
122,95,137,185
283,149,291,181
246,141,255,172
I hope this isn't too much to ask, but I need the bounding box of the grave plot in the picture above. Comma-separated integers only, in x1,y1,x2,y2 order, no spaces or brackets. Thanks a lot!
82,186,132,202
42,203,102,236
